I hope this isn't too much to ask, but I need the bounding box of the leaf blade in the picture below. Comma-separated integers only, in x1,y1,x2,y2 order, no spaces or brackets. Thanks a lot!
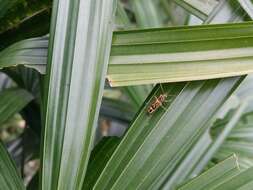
177,155,240,190
0,142,25,190
0,88,34,125
41,0,117,190
108,22,253,86
93,76,244,190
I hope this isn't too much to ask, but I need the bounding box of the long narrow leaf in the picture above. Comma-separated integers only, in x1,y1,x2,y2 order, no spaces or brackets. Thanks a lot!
130,0,163,28
2,22,253,87
83,137,120,190
214,167,253,190
173,0,218,20
41,0,117,190
177,155,240,190
192,100,249,175
0,88,33,190
93,76,243,190
0,142,25,190
0,88,34,125
178,1,250,178
117,0,157,109
162,131,212,189
205,0,247,24
0,36,48,73
115,1,132,30
212,111,253,169
100,97,135,123
238,0,253,19
108,22,253,86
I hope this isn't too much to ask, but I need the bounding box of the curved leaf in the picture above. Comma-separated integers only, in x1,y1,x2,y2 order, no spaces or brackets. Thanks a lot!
205,0,247,24
83,137,120,190
212,111,253,169
214,166,253,190
0,142,25,190
238,0,253,19
130,0,163,28
173,0,218,20
192,101,249,174
0,36,48,73
0,88,34,125
178,155,240,190
93,76,243,190
163,131,212,189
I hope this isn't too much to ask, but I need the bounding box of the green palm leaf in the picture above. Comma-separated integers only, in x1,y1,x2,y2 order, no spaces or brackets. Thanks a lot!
179,159,253,190
109,22,253,86
130,0,163,28
41,0,117,189
178,155,240,190
0,88,33,190
0,36,47,73
0,88,34,125
93,76,243,190
192,101,250,175
215,166,253,190
0,1,252,190
0,142,25,190
2,22,253,87
212,110,253,169
83,137,121,189
239,0,253,19
173,0,219,20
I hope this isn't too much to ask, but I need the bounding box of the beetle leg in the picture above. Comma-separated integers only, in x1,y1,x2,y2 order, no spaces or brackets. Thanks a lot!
160,104,167,111
160,83,165,94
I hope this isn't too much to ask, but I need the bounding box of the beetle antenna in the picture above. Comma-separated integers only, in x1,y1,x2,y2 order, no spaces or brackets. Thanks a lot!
160,83,166,94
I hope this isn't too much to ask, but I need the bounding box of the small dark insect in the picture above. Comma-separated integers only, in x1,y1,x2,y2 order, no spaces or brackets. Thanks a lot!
147,84,171,114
